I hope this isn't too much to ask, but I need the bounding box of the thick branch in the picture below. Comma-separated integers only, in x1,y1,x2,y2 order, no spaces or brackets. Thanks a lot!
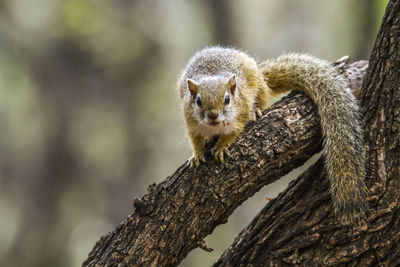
82,57,367,266
215,1,400,265
83,93,323,266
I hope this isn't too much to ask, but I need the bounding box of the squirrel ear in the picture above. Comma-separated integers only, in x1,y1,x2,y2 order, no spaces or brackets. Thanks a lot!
186,79,198,96
228,74,236,95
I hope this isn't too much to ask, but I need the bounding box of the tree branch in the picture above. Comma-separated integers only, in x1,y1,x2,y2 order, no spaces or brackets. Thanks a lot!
82,57,369,266
83,2,400,266
215,1,400,265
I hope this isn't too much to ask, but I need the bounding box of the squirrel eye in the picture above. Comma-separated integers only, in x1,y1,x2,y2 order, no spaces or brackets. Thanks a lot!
196,97,202,107
224,95,230,105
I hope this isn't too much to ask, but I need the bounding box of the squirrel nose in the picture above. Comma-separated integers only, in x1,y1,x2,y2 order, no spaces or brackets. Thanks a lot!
207,110,219,120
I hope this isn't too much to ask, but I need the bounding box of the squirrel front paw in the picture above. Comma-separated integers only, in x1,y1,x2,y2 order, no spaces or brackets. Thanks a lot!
188,154,205,168
250,108,263,121
211,147,227,163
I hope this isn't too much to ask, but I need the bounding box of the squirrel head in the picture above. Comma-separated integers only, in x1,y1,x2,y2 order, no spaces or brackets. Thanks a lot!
186,74,237,128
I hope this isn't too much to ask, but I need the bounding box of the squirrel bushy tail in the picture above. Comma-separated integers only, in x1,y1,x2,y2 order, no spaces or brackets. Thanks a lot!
260,53,368,225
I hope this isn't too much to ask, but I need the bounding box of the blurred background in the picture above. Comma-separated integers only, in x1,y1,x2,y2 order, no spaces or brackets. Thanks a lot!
0,0,388,266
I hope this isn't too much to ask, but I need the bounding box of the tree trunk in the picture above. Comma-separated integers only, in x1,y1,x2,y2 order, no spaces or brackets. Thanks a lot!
82,60,366,267
83,1,400,266
215,1,400,266
83,90,324,267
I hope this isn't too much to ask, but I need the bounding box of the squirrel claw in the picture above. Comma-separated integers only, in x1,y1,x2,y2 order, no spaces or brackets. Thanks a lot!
188,154,205,168
255,108,263,118
212,147,226,163
251,109,262,121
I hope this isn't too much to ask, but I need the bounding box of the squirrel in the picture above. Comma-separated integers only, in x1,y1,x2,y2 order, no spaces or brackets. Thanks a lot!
177,46,368,224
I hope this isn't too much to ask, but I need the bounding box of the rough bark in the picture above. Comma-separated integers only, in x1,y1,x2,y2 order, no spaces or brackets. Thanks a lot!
82,59,368,266
214,1,400,266
83,1,400,265
83,93,322,266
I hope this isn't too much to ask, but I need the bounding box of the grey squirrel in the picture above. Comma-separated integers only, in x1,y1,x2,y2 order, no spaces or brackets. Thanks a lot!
177,46,368,225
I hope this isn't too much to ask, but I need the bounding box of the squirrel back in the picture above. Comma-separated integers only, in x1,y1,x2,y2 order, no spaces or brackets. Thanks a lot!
261,53,368,224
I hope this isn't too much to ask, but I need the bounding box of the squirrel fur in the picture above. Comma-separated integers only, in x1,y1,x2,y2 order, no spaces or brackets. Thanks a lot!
177,46,368,224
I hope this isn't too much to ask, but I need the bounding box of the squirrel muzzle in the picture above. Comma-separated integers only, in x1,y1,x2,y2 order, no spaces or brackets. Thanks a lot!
206,110,221,126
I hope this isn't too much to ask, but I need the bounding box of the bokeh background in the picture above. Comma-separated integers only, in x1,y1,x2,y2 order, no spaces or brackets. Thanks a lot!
0,0,388,266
